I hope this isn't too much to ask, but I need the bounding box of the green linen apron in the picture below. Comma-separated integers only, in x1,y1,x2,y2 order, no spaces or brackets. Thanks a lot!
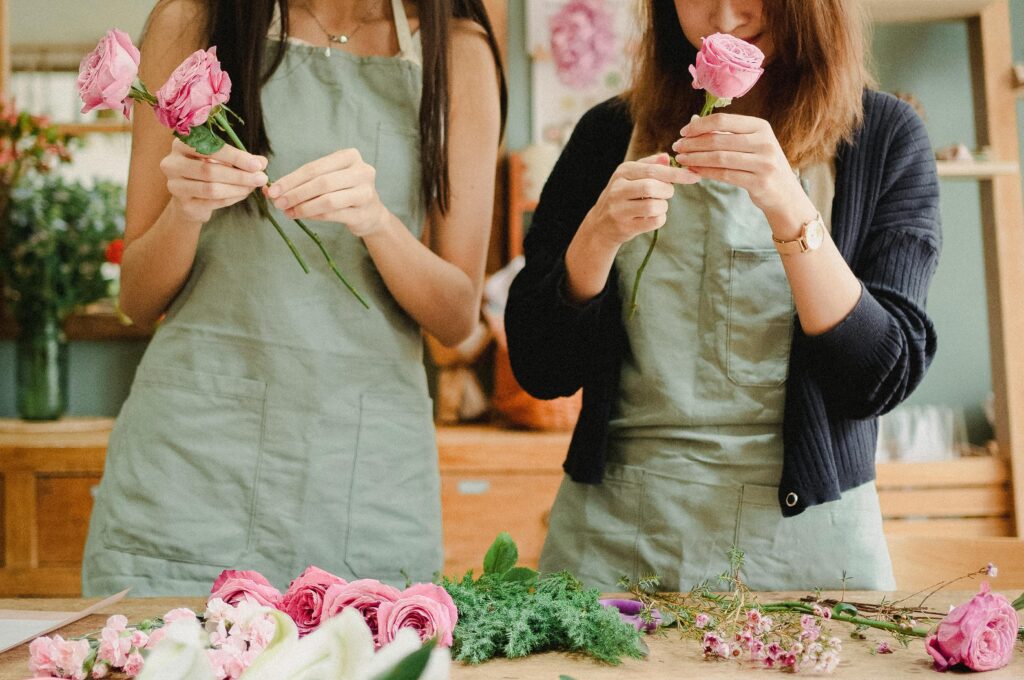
539,144,895,593
82,0,441,596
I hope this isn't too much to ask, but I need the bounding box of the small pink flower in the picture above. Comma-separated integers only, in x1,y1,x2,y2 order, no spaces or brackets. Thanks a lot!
144,628,166,649
694,612,711,629
688,32,765,102
322,578,401,646
987,563,999,578
876,640,894,654
121,651,145,677
209,570,282,608
97,624,131,667
925,582,1018,671
77,29,140,119
154,47,231,135
278,566,348,636
28,636,59,675
163,607,199,623
376,583,459,648
56,636,91,680
91,662,110,678
548,0,615,89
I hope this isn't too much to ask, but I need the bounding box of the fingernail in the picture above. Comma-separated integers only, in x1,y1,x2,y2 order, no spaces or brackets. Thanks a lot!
255,173,268,185
259,156,268,170
691,114,700,122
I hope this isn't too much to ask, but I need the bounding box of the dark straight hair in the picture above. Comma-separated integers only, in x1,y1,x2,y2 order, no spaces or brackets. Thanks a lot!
203,0,507,216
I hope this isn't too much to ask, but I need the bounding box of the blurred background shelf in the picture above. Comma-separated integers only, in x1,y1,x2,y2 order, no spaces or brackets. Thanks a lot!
936,159,1020,177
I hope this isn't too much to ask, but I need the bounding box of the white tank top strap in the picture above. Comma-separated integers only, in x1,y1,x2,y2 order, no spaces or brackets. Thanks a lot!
390,0,419,64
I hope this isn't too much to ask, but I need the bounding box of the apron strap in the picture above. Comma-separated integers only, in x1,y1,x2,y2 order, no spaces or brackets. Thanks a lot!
391,0,415,58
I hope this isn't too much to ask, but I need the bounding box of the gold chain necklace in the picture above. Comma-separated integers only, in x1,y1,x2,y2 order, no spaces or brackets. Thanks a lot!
299,2,380,56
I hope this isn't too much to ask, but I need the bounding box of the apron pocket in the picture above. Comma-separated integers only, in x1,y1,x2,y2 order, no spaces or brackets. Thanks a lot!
374,123,422,232
345,392,441,579
102,366,267,566
725,248,794,387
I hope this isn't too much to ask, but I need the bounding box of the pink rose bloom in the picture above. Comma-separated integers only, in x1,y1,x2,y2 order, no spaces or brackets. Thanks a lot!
925,582,1018,671
278,566,348,636
154,47,231,135
322,579,402,647
376,583,459,648
689,32,765,101
77,28,140,119
548,0,615,89
209,570,282,608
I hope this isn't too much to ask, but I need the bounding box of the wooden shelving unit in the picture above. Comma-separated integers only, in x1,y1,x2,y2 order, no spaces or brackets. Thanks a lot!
863,0,1024,536
56,121,131,136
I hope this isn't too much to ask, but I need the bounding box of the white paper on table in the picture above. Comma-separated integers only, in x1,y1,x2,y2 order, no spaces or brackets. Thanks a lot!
0,588,130,653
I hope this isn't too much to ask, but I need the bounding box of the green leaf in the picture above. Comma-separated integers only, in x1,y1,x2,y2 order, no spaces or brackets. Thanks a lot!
175,124,225,155
483,532,518,576
559,676,577,680
1012,592,1024,610
373,638,436,680
502,567,538,585
832,602,859,617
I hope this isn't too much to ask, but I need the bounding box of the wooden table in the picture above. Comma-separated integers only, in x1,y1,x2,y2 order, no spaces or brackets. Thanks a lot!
1,593,1022,678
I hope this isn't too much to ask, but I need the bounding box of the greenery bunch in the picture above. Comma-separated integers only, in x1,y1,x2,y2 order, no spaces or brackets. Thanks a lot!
1,175,124,325
441,533,644,665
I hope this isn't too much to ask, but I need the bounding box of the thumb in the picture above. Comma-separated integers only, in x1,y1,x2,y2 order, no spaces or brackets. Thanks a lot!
638,152,671,166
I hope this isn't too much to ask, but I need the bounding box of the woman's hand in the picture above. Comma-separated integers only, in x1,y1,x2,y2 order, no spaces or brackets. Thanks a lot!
160,138,268,224
265,148,389,238
671,113,805,220
583,153,699,247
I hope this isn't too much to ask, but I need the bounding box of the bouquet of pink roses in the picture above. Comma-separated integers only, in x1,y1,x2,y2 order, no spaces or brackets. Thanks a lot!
77,29,368,308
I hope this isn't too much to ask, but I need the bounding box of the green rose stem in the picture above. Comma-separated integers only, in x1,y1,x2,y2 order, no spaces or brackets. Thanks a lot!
629,91,720,320
757,601,932,638
211,112,370,309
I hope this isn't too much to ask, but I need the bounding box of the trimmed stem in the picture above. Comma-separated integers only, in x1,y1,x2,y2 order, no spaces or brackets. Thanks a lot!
628,228,659,319
757,601,932,638
699,93,718,117
213,112,368,307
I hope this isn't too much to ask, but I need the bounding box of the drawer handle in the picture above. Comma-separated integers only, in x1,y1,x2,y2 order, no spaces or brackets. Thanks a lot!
457,480,491,495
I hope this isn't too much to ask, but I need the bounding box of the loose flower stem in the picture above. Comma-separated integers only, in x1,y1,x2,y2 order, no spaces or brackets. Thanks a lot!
214,113,368,308
212,113,310,276
757,601,932,638
628,228,659,319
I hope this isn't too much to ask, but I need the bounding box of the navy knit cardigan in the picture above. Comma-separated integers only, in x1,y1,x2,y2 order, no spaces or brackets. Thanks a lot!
504,90,941,517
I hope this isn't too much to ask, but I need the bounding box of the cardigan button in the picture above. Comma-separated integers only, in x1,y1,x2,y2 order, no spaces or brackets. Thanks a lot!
785,492,799,508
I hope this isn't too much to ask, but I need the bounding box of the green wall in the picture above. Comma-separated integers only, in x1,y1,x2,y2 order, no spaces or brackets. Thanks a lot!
2,3,1024,443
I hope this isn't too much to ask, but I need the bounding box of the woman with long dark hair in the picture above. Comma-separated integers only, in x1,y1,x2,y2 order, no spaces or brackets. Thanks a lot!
82,0,506,595
506,0,939,591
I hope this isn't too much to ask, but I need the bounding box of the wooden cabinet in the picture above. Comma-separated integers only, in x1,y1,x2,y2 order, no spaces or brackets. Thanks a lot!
0,418,108,597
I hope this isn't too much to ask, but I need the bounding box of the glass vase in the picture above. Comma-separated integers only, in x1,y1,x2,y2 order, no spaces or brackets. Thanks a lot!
15,311,69,421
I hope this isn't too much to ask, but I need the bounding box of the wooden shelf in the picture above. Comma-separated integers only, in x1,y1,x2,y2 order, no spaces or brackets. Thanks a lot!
864,0,999,22
936,159,1019,177
0,301,151,342
55,122,131,136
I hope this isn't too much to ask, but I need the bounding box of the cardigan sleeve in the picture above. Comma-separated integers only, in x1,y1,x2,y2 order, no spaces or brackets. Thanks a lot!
504,99,632,399
801,97,941,418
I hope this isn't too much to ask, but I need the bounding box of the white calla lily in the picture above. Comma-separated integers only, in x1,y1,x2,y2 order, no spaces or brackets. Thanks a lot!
136,618,215,680
359,628,451,680
240,607,375,680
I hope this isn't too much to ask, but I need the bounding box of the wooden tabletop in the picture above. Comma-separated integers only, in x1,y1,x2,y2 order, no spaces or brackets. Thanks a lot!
1,593,1022,679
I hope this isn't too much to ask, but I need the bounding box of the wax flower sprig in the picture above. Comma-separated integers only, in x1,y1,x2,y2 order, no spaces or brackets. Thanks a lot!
628,32,765,318
77,29,368,309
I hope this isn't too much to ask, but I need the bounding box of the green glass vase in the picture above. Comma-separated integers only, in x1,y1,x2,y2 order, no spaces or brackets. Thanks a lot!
15,310,69,421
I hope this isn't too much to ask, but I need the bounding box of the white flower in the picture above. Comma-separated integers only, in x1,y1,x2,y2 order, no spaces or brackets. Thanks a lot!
136,618,215,680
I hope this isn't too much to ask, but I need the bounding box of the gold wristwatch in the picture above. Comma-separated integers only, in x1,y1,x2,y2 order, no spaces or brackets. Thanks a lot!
772,213,825,255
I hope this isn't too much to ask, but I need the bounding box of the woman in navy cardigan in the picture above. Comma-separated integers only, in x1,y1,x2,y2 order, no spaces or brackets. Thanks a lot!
505,0,940,591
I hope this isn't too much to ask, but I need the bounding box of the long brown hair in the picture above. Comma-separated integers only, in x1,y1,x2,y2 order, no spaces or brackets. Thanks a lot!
186,0,506,216
627,0,870,167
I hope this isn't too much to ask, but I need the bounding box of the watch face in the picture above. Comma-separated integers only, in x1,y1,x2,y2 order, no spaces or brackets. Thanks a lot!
805,220,825,250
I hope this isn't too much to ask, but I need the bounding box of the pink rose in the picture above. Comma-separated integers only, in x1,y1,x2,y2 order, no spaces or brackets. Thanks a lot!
209,570,282,607
688,32,764,101
77,29,140,119
278,566,348,636
376,583,459,648
925,582,1018,671
322,579,402,647
548,0,615,89
154,47,231,135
